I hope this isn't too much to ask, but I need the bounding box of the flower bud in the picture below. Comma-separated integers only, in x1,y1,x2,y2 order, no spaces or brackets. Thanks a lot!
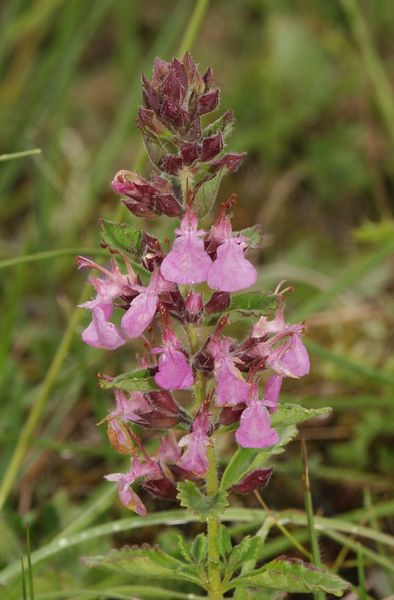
231,468,273,495
185,291,203,323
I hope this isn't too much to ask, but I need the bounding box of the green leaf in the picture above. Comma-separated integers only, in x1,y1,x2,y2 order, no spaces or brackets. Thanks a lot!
230,557,349,596
271,404,332,428
176,535,193,564
194,167,227,217
99,368,158,392
220,426,297,491
218,525,232,559
100,219,143,259
191,533,207,565
229,536,264,573
203,111,234,140
228,291,278,314
82,545,203,587
239,225,263,248
177,481,229,518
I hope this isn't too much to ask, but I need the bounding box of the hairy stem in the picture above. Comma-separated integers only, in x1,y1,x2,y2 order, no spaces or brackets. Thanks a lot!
206,444,222,600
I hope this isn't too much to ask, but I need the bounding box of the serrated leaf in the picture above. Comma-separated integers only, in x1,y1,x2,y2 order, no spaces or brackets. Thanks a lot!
220,426,297,491
218,525,232,559
229,536,263,572
99,368,158,392
271,404,331,428
239,225,263,248
82,545,203,586
230,557,349,596
176,535,193,563
191,533,207,565
177,481,229,518
195,167,227,218
100,219,143,259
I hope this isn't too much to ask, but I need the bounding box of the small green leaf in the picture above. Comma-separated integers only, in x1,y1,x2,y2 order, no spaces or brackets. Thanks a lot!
229,536,263,572
204,111,234,140
82,545,203,587
195,168,227,217
191,534,207,565
220,426,297,491
230,557,350,596
239,226,263,248
228,291,278,314
218,525,232,559
176,535,193,564
99,369,158,392
100,219,143,258
177,481,229,518
271,404,332,428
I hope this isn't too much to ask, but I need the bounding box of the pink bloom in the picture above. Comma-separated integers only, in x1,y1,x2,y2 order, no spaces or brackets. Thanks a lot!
160,211,212,284
263,375,283,411
267,333,310,378
121,270,173,339
81,304,125,350
154,327,194,390
207,215,256,292
235,400,279,449
208,337,250,406
252,305,304,338
105,457,161,515
178,408,211,475
159,432,182,464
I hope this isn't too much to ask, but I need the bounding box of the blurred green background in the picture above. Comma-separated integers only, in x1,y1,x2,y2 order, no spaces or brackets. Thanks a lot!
0,0,393,597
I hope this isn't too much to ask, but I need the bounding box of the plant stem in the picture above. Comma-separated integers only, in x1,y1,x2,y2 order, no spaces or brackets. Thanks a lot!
206,444,222,600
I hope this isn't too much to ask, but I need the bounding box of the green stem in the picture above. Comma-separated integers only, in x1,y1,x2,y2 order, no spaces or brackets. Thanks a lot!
0,148,41,162
206,445,222,600
0,247,108,269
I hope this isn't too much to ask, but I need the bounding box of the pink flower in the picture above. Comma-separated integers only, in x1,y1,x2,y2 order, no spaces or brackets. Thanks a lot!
81,304,125,350
208,337,250,406
235,400,279,449
160,211,212,284
178,408,211,475
267,333,310,378
121,270,173,339
252,305,304,338
105,457,161,515
207,215,257,292
263,375,283,411
154,326,194,390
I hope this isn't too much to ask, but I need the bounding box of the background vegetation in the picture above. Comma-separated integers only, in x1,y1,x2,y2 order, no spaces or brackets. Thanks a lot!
0,0,393,598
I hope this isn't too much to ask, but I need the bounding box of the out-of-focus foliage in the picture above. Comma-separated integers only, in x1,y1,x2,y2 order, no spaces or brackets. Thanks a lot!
0,0,393,598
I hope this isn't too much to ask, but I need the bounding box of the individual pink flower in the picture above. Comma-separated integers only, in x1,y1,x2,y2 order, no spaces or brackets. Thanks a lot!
267,333,310,378
252,304,304,338
160,210,212,284
81,304,125,350
235,387,279,449
104,457,161,515
263,375,283,411
207,214,257,292
121,270,173,339
208,337,250,406
153,326,194,390
78,257,134,350
178,407,211,475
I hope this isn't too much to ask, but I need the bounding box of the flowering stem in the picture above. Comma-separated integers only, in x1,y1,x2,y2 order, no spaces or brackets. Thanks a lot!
206,444,223,600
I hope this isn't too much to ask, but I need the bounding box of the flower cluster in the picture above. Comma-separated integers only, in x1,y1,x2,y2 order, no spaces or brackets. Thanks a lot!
78,53,310,515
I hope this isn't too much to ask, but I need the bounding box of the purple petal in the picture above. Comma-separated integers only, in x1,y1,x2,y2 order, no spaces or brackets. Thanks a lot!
121,292,158,338
208,241,257,292
235,402,279,449
268,334,310,378
154,348,194,390
215,363,250,407
264,375,283,411
82,306,125,350
160,235,212,284
178,433,209,475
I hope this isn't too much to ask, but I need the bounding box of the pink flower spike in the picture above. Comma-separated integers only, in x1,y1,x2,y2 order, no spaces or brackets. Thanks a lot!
154,327,193,390
268,333,310,378
264,375,283,411
235,401,279,449
160,211,212,284
82,305,125,350
208,240,257,292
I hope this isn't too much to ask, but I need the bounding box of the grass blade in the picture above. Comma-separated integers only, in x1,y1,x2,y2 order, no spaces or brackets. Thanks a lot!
0,148,41,162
